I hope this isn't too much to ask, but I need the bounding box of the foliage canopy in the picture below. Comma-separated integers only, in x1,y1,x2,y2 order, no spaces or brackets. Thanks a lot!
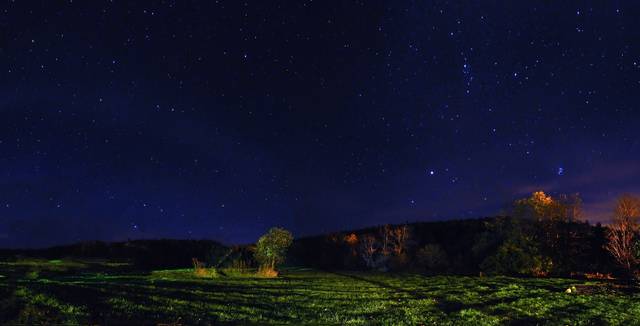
255,227,293,271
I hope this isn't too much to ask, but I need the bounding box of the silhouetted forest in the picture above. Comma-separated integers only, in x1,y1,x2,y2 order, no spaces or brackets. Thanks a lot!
1,192,638,280
0,218,612,276
290,192,633,278
0,239,227,270
290,217,613,277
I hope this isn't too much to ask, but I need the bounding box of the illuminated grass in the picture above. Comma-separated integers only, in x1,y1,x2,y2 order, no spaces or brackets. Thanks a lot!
0,261,638,325
0,258,87,268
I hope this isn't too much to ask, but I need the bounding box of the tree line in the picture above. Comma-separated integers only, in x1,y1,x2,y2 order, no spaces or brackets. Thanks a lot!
290,192,640,280
3,192,638,281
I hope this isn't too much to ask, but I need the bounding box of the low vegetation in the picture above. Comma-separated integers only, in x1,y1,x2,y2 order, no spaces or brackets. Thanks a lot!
1,193,639,324
1,259,639,325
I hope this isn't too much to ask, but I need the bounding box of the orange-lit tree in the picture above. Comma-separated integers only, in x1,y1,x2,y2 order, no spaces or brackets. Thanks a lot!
512,191,590,274
513,191,566,222
379,225,392,256
344,233,359,257
478,191,580,276
606,195,640,277
359,233,379,268
389,224,412,256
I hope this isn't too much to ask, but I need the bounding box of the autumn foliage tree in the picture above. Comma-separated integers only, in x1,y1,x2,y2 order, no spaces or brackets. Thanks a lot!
513,191,569,222
344,233,359,256
513,191,593,273
477,191,587,276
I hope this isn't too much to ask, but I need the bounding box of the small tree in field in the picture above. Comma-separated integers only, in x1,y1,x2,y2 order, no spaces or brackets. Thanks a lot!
255,227,293,277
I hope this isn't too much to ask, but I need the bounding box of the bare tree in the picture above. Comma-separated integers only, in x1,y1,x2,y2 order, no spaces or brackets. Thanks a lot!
359,234,379,268
559,193,583,221
606,222,637,273
379,224,392,256
606,195,640,276
389,224,411,256
613,194,640,228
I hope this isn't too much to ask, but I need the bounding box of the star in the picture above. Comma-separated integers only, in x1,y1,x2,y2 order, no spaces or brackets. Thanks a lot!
3,0,639,248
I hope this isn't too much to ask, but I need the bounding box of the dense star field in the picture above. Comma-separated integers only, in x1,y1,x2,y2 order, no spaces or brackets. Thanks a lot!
2,2,640,247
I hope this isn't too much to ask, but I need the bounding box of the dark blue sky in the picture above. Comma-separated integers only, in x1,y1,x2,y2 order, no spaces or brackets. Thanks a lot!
1,1,639,248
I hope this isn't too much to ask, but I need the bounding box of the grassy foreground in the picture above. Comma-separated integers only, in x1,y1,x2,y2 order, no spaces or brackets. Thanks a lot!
1,259,639,325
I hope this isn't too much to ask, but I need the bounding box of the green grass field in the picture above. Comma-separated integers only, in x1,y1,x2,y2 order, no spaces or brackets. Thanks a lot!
1,259,639,325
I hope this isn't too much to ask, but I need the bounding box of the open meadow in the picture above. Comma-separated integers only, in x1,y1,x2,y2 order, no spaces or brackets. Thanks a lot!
1,258,639,325
4,1,640,324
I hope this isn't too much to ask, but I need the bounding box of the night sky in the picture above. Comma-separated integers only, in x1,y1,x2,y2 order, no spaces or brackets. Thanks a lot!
2,1,639,248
